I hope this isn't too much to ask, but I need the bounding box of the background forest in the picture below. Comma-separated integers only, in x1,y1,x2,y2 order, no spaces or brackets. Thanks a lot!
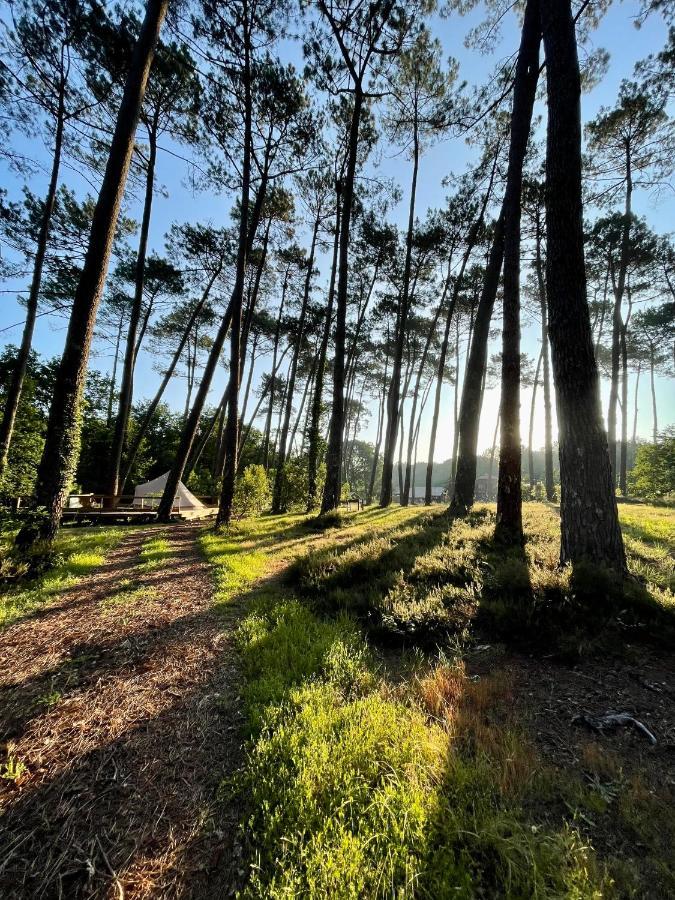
0,0,672,527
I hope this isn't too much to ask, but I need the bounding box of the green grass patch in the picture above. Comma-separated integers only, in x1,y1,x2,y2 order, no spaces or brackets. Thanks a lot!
0,526,125,628
138,533,172,572
101,577,157,608
204,512,605,898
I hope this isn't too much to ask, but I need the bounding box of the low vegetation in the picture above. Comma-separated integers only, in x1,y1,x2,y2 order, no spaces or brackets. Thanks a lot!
202,502,675,898
0,524,124,627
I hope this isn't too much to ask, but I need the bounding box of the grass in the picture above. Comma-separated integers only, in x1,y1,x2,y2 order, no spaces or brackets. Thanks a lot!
202,504,675,897
290,503,675,655
0,525,125,627
101,576,157,608
138,533,172,572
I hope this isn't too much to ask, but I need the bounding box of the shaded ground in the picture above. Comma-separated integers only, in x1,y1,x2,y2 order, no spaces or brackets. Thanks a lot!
0,524,245,898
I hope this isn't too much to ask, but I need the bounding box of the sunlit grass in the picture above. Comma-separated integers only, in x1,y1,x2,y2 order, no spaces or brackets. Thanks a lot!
0,526,125,628
138,533,172,572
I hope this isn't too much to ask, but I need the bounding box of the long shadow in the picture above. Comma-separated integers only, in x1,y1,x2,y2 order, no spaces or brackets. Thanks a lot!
0,551,286,898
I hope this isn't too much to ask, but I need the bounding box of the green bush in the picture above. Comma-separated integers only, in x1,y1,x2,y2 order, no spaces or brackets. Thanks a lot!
629,435,675,501
233,464,271,519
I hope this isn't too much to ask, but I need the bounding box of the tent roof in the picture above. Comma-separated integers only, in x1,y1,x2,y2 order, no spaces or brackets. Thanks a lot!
134,471,204,509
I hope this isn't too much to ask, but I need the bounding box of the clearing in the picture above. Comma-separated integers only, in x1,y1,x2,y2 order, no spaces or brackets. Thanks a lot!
1,502,674,898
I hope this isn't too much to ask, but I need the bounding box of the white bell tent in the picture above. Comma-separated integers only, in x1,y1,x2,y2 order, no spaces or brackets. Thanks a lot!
133,471,204,511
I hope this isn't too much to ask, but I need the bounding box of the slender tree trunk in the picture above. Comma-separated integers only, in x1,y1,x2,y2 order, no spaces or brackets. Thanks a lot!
262,269,289,469
217,12,252,528
381,132,419,506
619,321,629,496
450,314,461,486
107,310,124,427
488,409,500,501
397,407,405,501
322,90,363,513
156,179,267,522
272,212,319,512
650,345,657,443
241,331,258,425
307,186,341,509
631,360,641,446
366,351,389,505
541,0,625,571
105,123,158,501
120,271,218,490
528,348,543,496
22,0,168,544
403,294,444,503
534,209,555,500
427,214,487,505
494,0,541,545
0,83,65,488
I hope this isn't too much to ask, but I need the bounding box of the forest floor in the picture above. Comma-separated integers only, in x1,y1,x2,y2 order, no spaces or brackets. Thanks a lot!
0,523,245,898
1,502,674,898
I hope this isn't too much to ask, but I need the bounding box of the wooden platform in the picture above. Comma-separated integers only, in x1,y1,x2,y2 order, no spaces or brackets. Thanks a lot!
60,506,219,525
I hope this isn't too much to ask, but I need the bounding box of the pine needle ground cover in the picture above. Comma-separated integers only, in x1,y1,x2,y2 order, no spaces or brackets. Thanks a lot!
203,502,675,898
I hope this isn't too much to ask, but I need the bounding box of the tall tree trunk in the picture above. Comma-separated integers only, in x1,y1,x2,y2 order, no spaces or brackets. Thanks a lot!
403,293,444,503
22,0,168,544
631,360,641,446
619,321,629,496
217,11,252,528
534,208,555,500
541,0,625,571
449,164,506,515
528,348,543,495
0,82,65,488
426,214,487,506
488,409,500,501
381,132,419,506
106,310,124,427
272,211,320,512
105,120,158,501
450,314,461,486
307,186,340,509
262,267,290,469
649,344,657,443
366,350,389,505
322,91,363,513
241,331,258,425
494,0,541,545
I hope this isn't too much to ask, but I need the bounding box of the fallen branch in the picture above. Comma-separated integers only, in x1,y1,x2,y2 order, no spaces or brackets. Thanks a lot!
572,712,657,745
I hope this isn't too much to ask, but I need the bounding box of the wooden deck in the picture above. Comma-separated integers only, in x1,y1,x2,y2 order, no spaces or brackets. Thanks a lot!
60,506,219,525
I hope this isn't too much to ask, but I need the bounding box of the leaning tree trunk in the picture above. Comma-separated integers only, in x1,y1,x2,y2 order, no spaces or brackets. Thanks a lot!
0,82,65,488
105,118,158,502
217,11,252,528
22,0,169,545
119,271,219,491
156,181,267,522
322,91,362,513
541,0,625,571
380,131,419,506
619,321,629,496
631,360,641,446
494,0,541,545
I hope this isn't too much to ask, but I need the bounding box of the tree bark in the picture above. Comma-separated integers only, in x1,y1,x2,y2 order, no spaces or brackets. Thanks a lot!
23,0,168,543
380,131,419,506
541,0,626,571
534,207,555,500
307,185,340,509
322,91,362,513
631,360,641,446
649,344,657,443
0,81,65,488
494,0,541,545
217,8,252,528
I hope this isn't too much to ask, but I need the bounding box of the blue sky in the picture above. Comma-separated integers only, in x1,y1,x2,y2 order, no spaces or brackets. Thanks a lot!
0,0,672,465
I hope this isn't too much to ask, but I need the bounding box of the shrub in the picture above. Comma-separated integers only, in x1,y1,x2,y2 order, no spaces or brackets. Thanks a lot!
629,435,675,501
233,464,271,519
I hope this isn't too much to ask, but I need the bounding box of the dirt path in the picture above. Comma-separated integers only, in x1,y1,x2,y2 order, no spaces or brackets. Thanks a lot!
0,524,245,899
